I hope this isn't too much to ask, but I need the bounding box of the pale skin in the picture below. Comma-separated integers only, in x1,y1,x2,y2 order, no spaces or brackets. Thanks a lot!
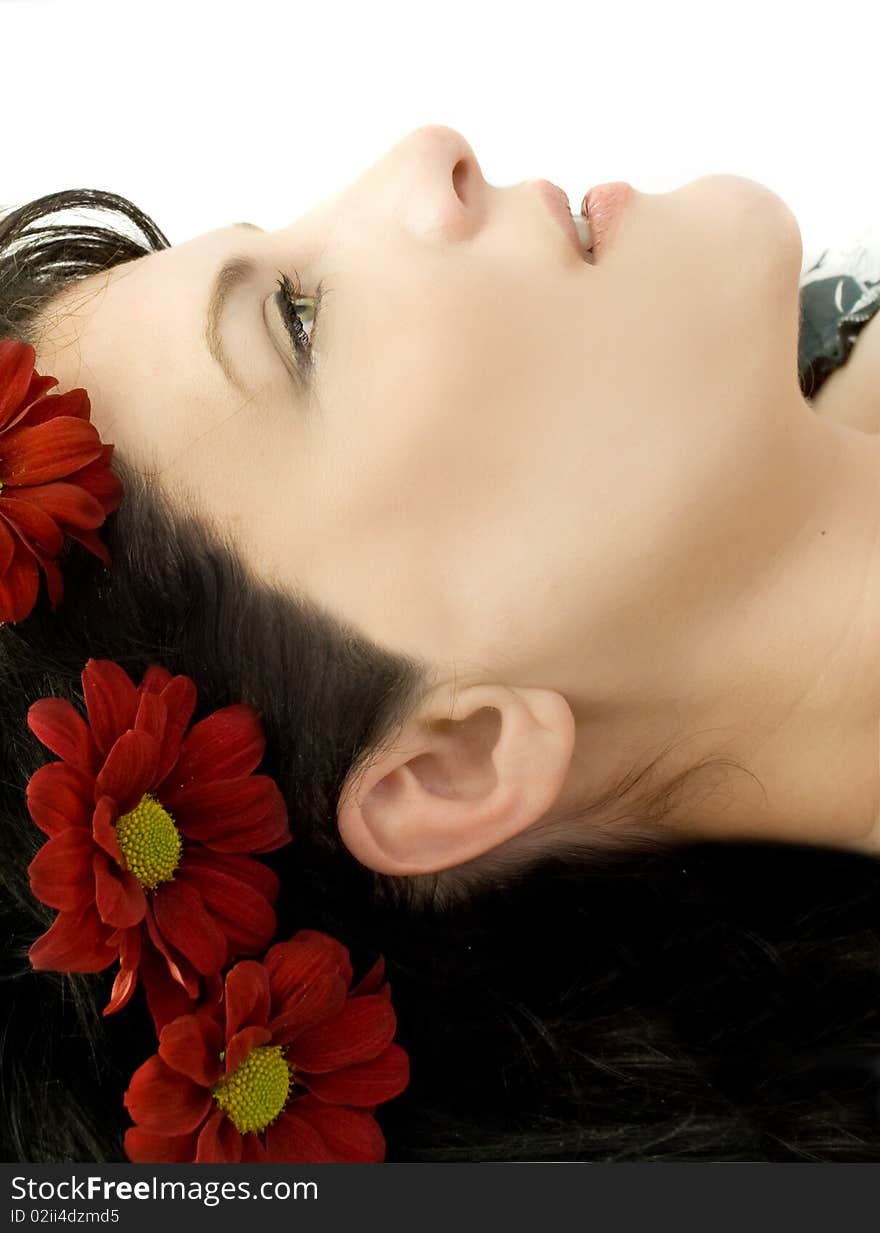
31,125,880,877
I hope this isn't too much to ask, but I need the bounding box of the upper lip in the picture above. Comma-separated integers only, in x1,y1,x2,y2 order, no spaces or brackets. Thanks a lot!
530,179,586,261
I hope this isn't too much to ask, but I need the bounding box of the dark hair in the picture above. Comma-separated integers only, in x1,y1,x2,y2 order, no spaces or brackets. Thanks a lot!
2,190,880,1163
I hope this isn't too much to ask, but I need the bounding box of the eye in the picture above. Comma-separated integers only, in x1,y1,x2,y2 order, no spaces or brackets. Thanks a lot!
274,270,323,363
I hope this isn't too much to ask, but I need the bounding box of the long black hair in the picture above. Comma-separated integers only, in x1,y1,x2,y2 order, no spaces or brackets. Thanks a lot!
2,190,880,1163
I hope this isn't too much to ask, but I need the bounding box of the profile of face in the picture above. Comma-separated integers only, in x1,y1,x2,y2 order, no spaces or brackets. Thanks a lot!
34,124,817,877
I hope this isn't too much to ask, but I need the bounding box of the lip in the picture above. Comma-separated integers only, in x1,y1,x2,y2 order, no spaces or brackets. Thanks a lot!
530,179,589,261
580,182,633,257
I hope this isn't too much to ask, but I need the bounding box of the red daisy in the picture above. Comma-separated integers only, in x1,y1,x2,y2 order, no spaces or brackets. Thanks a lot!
26,656,292,1030
123,930,411,1163
0,338,123,625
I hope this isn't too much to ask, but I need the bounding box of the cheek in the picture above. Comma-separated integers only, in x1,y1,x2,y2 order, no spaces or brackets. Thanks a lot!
324,293,530,486
556,275,800,617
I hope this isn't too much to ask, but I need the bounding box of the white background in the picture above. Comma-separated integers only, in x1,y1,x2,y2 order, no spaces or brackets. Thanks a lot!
2,0,879,272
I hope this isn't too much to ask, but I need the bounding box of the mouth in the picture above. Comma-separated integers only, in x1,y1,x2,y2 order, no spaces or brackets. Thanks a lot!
580,183,633,259
572,213,595,263
531,179,595,263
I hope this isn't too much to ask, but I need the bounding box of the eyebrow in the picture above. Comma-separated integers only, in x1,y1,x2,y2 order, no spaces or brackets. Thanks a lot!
204,221,265,395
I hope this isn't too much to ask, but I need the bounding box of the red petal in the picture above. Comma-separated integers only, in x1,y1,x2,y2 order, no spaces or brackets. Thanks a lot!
94,729,160,814
28,902,116,973
27,829,94,910
225,1025,272,1077
182,849,278,903
93,850,146,928
143,902,200,996
224,961,271,1042
92,796,124,863
177,863,277,956
159,1013,223,1087
64,524,111,569
164,704,266,788
351,954,386,998
25,760,93,836
124,1054,212,1135
292,1096,386,1162
31,547,64,611
26,697,100,777
104,969,137,1016
265,931,353,1006
103,962,138,1016
0,519,15,575
288,995,397,1073
137,664,174,696
81,658,140,757
124,1128,198,1163
195,1111,242,1163
149,674,198,788
0,417,104,484
152,879,228,976
0,538,39,623
66,445,122,513
0,339,38,428
119,922,141,970
25,759,93,838
166,776,290,854
300,1043,410,1107
19,385,90,428
139,929,199,1034
132,688,167,753
9,375,62,429
267,971,348,1046
241,1134,269,1162
200,971,225,1017
264,1108,333,1163
7,480,105,531
0,495,65,557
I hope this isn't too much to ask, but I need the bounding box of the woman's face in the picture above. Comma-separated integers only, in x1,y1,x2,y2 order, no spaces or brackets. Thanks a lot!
35,124,806,690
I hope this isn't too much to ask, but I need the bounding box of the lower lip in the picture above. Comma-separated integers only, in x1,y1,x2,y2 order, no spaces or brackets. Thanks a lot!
581,181,633,257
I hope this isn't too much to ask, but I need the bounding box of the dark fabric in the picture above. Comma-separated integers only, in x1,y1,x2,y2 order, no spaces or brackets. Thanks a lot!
798,237,880,400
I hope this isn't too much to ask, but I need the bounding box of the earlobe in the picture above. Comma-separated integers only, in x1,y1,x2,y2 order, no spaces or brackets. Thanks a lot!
336,682,576,876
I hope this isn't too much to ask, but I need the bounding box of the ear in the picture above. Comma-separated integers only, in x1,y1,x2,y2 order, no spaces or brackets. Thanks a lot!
336,682,576,875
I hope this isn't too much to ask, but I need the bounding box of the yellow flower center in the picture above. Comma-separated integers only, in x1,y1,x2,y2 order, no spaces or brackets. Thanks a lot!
212,1045,291,1134
114,792,182,890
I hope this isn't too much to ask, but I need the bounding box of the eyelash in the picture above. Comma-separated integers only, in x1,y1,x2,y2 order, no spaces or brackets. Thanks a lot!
274,270,324,366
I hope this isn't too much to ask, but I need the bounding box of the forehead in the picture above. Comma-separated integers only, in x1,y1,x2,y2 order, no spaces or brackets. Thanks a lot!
31,225,263,484
37,224,240,371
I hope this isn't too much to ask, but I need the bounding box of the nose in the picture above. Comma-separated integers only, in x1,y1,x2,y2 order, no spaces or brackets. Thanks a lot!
381,124,489,245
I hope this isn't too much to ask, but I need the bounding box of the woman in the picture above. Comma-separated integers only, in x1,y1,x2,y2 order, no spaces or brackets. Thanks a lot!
2,124,880,1163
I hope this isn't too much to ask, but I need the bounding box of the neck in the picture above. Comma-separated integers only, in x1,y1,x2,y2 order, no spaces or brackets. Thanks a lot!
562,407,880,857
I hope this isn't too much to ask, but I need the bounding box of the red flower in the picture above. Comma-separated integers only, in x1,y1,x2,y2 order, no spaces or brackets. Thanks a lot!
0,339,123,625
123,931,410,1163
26,657,291,1030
